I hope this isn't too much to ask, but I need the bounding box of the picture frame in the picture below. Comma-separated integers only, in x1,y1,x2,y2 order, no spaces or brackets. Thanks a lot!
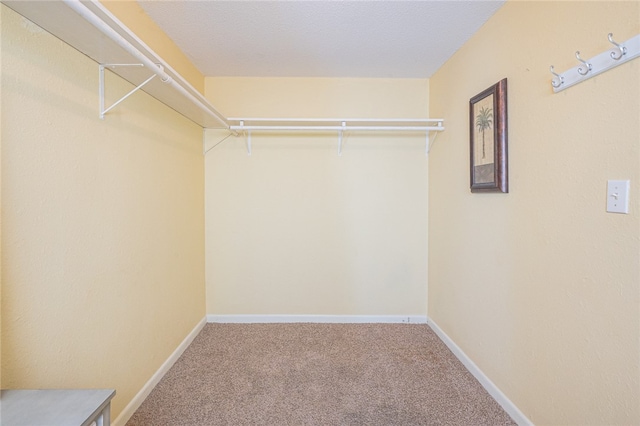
469,78,508,193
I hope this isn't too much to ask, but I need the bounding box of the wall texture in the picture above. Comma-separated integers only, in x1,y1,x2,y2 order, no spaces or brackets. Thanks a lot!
205,77,429,317
1,5,205,419
429,1,639,424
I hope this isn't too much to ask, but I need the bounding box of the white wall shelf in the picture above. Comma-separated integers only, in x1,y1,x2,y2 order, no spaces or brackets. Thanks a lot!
3,0,229,129
228,117,445,156
3,0,445,155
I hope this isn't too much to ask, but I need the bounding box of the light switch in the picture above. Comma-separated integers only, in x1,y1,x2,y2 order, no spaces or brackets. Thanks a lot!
606,180,630,214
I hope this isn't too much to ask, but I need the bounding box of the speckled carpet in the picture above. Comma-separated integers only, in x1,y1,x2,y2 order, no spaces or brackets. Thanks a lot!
126,323,514,425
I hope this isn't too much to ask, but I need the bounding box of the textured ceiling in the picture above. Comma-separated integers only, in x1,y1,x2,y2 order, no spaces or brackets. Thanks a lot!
137,1,505,79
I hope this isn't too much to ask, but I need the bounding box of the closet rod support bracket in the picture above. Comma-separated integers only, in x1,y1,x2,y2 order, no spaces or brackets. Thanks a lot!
426,121,443,155
338,122,346,156
99,63,162,119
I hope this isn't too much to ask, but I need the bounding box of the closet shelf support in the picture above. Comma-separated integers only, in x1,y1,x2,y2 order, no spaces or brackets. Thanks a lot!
99,63,165,119
427,129,440,155
60,0,229,129
338,122,346,156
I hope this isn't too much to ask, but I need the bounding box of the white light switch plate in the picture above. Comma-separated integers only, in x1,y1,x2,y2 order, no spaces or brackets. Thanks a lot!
607,180,630,214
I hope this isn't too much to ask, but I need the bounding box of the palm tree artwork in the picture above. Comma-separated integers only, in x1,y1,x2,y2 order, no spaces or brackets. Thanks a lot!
475,106,493,159
470,78,507,192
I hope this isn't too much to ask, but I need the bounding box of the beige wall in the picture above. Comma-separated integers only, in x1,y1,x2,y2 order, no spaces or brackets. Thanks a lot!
1,5,205,419
205,77,429,316
100,0,205,94
429,1,639,425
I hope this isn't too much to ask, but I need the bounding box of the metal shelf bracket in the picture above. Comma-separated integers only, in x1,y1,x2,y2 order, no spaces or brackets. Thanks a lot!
427,128,441,156
99,63,165,119
338,122,346,156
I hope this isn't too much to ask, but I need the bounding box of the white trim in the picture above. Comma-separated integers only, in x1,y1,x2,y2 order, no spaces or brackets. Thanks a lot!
427,317,533,426
112,317,207,426
206,314,427,324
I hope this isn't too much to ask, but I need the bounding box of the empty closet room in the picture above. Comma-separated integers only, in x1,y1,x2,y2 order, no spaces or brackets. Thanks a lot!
1,1,638,425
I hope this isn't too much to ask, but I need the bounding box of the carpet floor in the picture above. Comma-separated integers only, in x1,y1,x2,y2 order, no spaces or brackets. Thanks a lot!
126,323,515,425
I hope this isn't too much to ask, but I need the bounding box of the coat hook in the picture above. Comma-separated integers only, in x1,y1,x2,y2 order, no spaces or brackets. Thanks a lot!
607,33,627,60
550,65,564,88
575,51,592,75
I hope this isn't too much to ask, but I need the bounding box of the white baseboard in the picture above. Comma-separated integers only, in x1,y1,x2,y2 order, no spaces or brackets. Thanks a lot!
427,317,532,426
207,314,428,324
112,317,207,426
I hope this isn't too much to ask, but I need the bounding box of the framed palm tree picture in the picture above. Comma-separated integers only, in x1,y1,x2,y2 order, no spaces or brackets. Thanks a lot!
469,78,508,193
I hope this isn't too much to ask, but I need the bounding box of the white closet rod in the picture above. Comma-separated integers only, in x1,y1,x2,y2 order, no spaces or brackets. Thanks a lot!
228,118,444,132
62,0,229,129
228,118,444,123
224,118,445,156
230,125,443,132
